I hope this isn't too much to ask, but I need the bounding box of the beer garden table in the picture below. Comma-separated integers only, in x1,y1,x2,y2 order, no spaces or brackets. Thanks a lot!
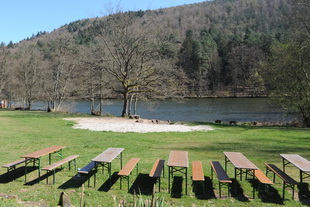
91,147,124,186
224,152,258,180
167,151,189,195
280,154,310,183
21,146,65,183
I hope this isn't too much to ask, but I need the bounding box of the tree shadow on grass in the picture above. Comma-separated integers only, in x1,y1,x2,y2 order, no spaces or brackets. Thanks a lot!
298,183,310,205
128,173,155,195
248,179,283,204
192,176,216,200
98,172,119,192
0,167,36,183
230,179,249,202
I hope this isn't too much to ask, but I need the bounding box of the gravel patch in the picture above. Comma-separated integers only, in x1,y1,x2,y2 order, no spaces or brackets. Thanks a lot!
64,117,214,133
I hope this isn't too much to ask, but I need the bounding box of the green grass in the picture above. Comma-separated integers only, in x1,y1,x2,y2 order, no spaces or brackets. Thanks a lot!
0,110,309,206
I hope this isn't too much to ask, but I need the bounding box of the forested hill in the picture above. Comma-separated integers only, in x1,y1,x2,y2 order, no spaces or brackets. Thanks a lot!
1,0,292,107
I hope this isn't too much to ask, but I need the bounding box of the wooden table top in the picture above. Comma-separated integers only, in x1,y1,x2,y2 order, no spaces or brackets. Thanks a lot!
280,154,310,172
92,148,124,163
21,146,65,159
224,152,258,170
167,151,189,168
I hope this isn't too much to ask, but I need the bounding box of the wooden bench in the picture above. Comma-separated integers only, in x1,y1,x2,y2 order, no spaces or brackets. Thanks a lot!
210,161,232,198
149,159,165,192
78,162,97,187
192,161,205,195
2,158,30,179
118,158,140,190
42,155,79,184
265,163,298,200
252,169,273,198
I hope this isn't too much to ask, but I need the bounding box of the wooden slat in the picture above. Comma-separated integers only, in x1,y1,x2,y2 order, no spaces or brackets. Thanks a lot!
167,151,189,168
265,163,298,185
280,154,310,172
253,169,273,185
224,152,258,170
78,162,96,174
21,146,65,159
92,148,124,163
149,159,165,178
118,158,140,176
210,161,232,183
192,161,205,181
42,155,79,171
2,158,30,168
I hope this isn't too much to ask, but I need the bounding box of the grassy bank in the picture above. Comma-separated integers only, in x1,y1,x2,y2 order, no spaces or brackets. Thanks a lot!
0,110,309,206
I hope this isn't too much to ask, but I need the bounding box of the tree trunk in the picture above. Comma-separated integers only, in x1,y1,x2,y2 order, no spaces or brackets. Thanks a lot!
134,93,138,115
302,115,310,127
99,83,103,116
128,94,133,116
122,93,129,117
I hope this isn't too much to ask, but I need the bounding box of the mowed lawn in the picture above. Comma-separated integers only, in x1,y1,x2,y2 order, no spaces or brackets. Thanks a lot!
0,110,309,206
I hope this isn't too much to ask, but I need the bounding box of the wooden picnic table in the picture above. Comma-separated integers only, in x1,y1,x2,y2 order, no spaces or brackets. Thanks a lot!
167,151,189,195
224,152,258,180
21,146,65,183
280,154,310,183
91,148,124,186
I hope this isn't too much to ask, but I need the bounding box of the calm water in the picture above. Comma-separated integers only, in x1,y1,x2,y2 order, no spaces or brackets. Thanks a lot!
31,98,294,123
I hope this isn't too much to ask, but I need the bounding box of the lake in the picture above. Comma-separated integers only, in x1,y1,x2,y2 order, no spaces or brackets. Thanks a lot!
31,98,295,123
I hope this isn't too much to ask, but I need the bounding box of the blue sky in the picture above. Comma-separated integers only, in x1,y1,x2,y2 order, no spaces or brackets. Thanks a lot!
1,0,206,44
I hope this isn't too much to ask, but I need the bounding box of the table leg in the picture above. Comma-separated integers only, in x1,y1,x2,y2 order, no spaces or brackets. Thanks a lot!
168,166,171,193
38,158,41,182
300,170,303,183
109,162,112,186
94,162,98,187
185,167,188,195
225,156,227,172
282,158,285,173
24,159,28,183
120,152,123,169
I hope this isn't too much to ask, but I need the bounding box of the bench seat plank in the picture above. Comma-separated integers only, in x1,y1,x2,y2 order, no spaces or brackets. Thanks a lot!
149,159,165,178
2,158,30,168
192,161,205,181
253,169,273,185
42,155,79,171
118,158,140,176
210,161,232,183
265,163,298,185
78,162,96,174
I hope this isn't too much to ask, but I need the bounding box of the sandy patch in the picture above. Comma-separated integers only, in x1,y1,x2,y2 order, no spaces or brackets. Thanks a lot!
64,117,213,133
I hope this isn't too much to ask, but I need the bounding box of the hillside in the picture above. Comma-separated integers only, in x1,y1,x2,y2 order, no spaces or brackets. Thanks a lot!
0,0,292,108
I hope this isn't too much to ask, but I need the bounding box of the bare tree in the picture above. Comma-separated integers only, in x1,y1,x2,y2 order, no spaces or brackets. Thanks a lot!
12,45,42,109
94,12,167,117
79,45,110,115
0,47,10,100
41,35,78,111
